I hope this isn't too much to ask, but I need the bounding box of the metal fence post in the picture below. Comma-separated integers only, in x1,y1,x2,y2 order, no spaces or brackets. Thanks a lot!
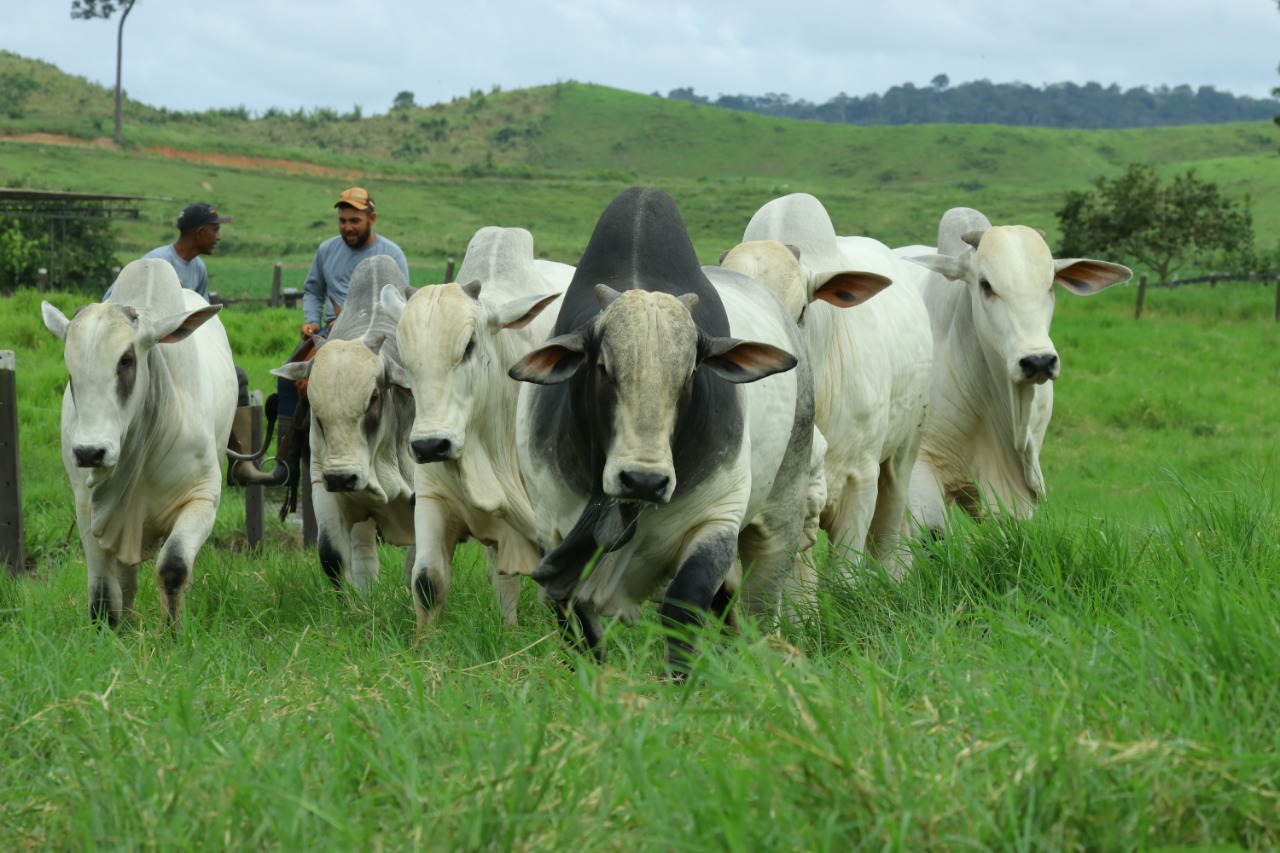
1134,273,1147,320
0,351,26,576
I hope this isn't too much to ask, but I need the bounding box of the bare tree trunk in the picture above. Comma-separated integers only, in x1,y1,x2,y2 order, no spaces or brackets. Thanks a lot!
112,1,133,145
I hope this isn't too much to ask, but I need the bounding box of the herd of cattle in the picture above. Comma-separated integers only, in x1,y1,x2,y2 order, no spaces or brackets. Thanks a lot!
40,188,1132,676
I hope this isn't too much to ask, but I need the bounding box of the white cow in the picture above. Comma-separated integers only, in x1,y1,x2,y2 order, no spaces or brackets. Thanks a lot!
270,256,417,594
895,207,1132,530
738,194,934,579
379,226,567,629
41,258,236,625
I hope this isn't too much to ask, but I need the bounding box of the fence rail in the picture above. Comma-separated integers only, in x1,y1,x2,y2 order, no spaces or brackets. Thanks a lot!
1133,272,1280,321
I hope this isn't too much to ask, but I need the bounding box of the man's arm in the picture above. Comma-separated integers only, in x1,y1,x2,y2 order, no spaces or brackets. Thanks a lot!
300,249,326,337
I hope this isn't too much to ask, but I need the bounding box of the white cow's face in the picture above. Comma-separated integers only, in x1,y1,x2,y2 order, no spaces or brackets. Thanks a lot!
41,300,220,474
397,284,485,463
305,340,387,493
390,281,559,465
966,226,1061,386
911,225,1131,387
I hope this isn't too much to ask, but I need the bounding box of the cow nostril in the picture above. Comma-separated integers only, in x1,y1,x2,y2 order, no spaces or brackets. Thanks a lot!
324,472,360,492
618,470,670,501
411,437,452,463
1019,353,1058,381
73,446,106,468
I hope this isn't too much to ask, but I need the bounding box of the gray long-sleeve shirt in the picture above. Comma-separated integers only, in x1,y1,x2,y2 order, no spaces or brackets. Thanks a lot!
302,234,409,326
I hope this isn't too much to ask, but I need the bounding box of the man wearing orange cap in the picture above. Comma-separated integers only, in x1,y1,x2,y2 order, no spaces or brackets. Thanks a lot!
299,187,409,339
251,187,410,492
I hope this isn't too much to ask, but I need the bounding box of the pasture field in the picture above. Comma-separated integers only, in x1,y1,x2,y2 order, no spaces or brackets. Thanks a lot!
3,62,1279,847
2,277,1278,849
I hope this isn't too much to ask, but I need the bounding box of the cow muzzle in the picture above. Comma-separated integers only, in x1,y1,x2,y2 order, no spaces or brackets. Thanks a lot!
323,471,364,493
410,436,460,464
72,444,112,468
606,463,676,504
1016,352,1059,385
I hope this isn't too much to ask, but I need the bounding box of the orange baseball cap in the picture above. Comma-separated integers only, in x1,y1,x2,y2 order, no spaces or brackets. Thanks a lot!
335,187,374,211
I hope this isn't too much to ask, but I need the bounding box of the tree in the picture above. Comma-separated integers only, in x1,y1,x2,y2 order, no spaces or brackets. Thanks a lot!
1056,163,1253,283
70,0,136,145
392,90,416,110
931,73,950,90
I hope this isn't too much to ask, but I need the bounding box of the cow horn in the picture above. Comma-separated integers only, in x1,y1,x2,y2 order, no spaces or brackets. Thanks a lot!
961,230,985,249
461,280,482,301
677,293,699,313
595,284,623,308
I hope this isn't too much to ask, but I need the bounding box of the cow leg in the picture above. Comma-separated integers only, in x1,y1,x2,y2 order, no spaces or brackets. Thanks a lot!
155,496,219,625
739,510,809,622
492,528,537,626
867,448,919,581
118,562,140,616
77,503,126,627
823,463,879,581
313,488,353,591
660,524,738,680
410,498,459,631
347,519,381,594
907,459,948,538
552,599,605,664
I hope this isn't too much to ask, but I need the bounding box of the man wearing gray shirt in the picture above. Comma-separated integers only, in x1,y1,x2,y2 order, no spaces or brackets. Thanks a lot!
256,187,410,498
299,187,409,338
106,202,231,300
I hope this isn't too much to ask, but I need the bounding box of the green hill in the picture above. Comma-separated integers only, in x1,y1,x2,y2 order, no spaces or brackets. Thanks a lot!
1,50,1277,296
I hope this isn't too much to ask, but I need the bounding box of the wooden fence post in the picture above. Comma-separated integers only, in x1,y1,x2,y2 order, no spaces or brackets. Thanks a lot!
1274,275,1280,323
1134,274,1148,320
445,257,455,283
244,390,265,550
0,351,26,576
269,263,283,307
36,268,47,292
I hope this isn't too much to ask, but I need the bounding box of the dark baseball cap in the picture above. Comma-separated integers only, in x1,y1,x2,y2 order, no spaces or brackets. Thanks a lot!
177,202,233,232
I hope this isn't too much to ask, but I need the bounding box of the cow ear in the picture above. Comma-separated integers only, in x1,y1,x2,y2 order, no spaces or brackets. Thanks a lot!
1053,258,1133,295
700,337,797,384
271,360,313,382
906,252,969,283
148,305,223,346
383,357,413,396
493,292,561,331
508,333,586,385
380,283,407,321
41,301,71,341
809,269,892,308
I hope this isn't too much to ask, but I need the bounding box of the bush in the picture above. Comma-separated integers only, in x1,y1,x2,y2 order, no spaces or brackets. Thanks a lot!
0,201,118,295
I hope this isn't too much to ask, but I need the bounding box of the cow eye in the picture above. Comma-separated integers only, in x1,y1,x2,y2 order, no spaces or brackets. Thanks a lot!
596,362,611,384
118,352,134,370
368,389,380,409
979,279,994,297
462,338,476,362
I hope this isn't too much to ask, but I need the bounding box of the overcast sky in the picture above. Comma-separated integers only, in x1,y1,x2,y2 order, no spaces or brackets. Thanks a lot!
4,1,1279,116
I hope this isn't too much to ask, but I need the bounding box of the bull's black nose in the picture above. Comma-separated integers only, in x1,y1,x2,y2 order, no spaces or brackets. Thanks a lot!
73,445,106,468
1019,353,1058,382
411,437,452,464
617,470,670,502
324,472,360,492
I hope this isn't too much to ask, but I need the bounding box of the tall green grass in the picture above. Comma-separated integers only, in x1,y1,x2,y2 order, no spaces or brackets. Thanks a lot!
1,483,1276,849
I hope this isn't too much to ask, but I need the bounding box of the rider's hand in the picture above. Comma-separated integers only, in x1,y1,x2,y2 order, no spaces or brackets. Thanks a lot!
300,322,320,339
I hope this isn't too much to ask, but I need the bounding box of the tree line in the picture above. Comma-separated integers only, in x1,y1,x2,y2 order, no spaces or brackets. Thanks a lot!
666,78,1280,129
